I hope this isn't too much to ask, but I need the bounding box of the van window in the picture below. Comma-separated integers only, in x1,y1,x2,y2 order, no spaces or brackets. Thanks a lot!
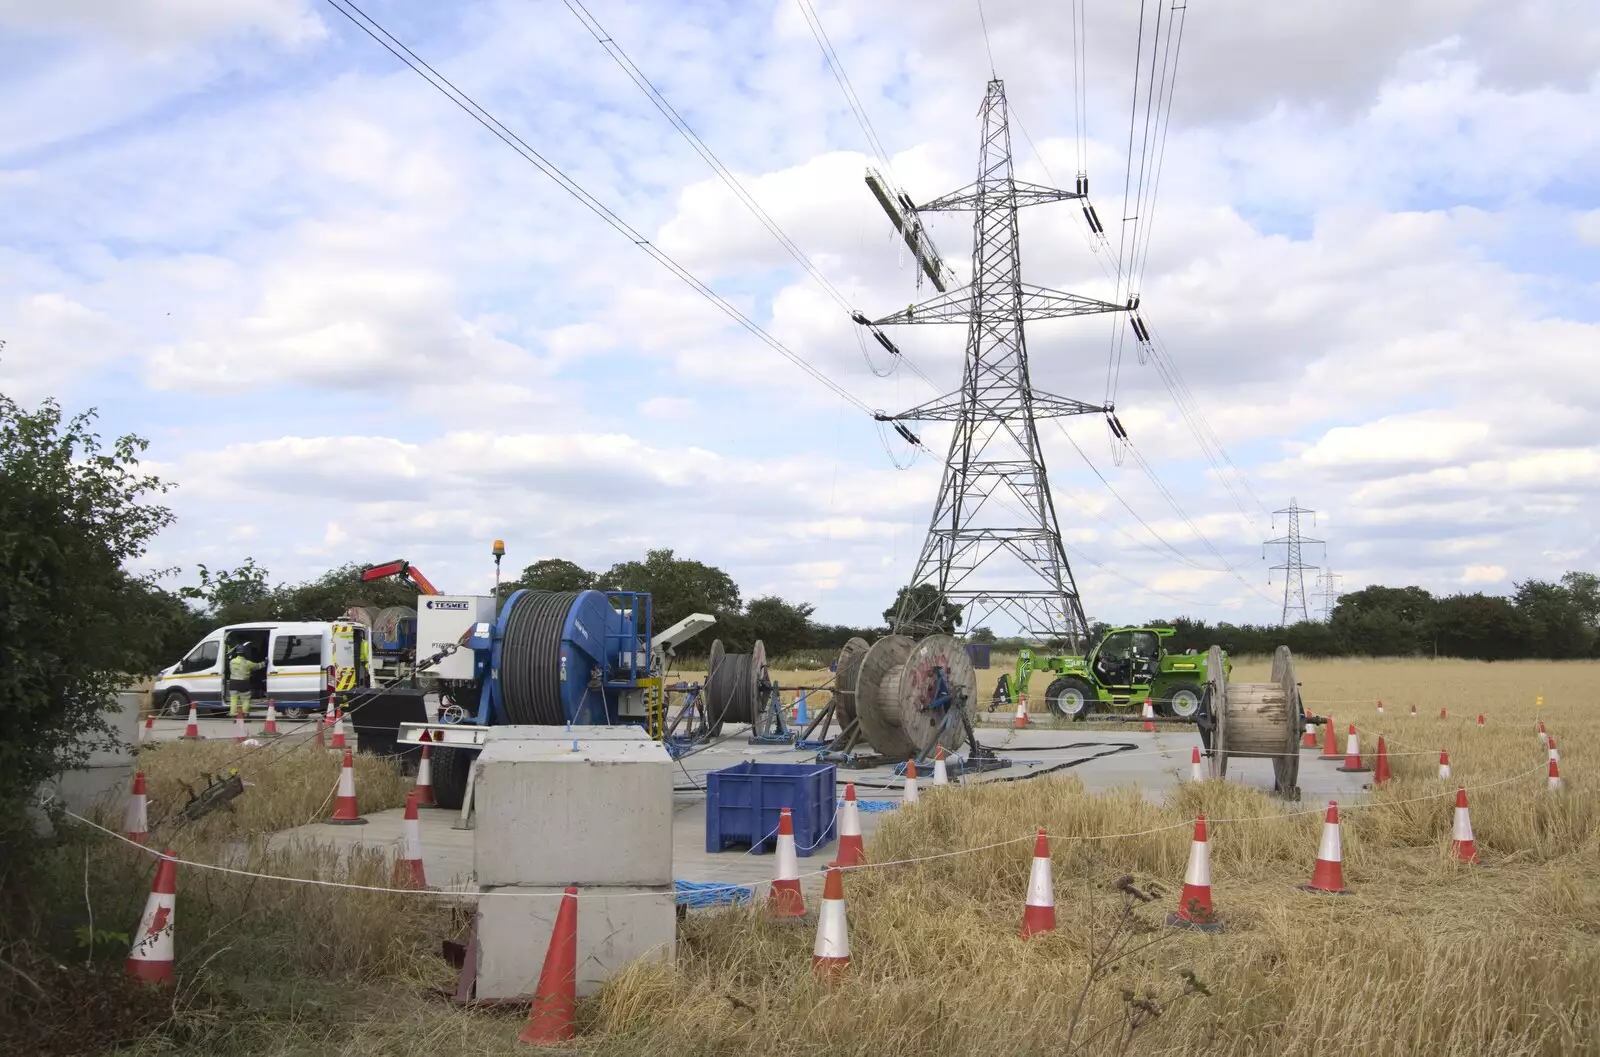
273,634,323,667
175,640,219,674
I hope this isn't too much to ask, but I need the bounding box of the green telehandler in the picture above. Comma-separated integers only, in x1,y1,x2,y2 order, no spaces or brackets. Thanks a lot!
989,627,1229,721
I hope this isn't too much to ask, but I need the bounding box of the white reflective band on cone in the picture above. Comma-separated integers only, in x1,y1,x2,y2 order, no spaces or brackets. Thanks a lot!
1025,855,1054,908
1317,821,1342,863
813,901,850,959
1184,837,1211,886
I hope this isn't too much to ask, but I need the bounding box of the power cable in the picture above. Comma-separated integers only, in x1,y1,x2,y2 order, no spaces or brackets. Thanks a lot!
794,0,896,174
563,0,954,393
321,0,876,418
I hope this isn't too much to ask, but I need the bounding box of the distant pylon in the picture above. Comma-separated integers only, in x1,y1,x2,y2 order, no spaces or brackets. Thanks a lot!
1264,499,1323,625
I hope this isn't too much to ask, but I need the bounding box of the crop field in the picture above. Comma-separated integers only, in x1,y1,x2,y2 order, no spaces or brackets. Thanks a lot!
25,658,1600,1056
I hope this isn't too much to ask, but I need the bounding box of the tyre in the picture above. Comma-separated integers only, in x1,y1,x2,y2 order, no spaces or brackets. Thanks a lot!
429,745,474,811
1044,676,1095,720
159,688,190,717
1162,683,1203,720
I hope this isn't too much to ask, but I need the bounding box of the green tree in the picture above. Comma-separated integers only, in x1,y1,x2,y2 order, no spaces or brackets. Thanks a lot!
278,562,421,620
0,397,175,826
744,596,816,657
1513,579,1593,658
883,584,962,634
1330,585,1434,655
1560,571,1600,630
183,558,274,626
1430,593,1531,660
502,558,597,600
969,626,997,644
600,549,740,632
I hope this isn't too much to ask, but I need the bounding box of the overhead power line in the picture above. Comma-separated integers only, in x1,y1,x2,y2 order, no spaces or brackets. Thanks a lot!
559,0,939,391
320,0,876,416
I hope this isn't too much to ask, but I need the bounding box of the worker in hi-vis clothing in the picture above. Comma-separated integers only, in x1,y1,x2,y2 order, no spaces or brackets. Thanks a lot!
228,645,263,718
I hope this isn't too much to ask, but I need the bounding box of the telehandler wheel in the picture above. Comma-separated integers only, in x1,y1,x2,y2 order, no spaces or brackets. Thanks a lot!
1044,676,1095,720
429,745,473,811
1162,683,1203,719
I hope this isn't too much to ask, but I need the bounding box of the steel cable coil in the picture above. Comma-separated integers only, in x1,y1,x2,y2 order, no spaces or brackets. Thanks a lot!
500,591,581,725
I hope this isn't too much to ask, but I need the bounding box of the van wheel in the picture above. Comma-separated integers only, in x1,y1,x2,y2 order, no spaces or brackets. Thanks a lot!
429,746,474,811
160,688,190,717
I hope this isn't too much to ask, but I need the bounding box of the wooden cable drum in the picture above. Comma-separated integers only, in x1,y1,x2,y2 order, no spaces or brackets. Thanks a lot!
1206,645,1301,796
833,637,870,722
704,638,766,729
853,634,975,759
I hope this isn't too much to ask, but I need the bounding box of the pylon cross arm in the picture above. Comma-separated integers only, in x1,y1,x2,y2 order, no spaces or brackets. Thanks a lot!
870,282,1124,327
917,179,1084,212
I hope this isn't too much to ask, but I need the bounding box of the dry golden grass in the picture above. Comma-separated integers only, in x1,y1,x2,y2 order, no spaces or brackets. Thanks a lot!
80,659,1600,1055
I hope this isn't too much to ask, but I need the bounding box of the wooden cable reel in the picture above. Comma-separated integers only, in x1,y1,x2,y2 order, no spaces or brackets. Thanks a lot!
1205,645,1302,797
852,634,976,759
704,638,766,731
833,637,870,723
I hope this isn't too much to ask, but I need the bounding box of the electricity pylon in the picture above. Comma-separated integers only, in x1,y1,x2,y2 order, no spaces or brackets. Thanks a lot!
1314,569,1343,622
862,78,1129,647
1264,499,1323,625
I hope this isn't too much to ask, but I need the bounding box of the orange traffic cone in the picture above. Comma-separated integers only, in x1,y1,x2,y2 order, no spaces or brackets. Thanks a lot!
518,886,578,1045
124,771,149,845
126,849,178,985
414,736,436,807
330,711,347,750
1189,746,1204,782
903,760,920,804
812,865,850,980
315,713,327,749
1299,801,1351,894
327,749,367,825
1373,736,1391,786
1014,695,1029,729
142,713,156,745
1476,713,1485,729
1409,703,1417,718
767,808,804,917
1439,707,1447,720
1318,717,1341,761
1548,736,1559,766
232,712,248,744
181,704,200,740
1020,828,1057,938
1301,721,1317,748
932,745,950,786
1538,720,1547,748
1142,698,1156,732
836,783,865,867
1451,787,1479,863
1548,756,1562,791
1167,814,1221,932
262,699,280,737
393,790,428,888
1337,725,1370,773
1376,698,1385,715
1438,749,1451,780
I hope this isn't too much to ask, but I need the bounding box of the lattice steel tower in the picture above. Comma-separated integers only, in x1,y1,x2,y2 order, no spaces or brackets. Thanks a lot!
1264,499,1323,625
864,79,1127,646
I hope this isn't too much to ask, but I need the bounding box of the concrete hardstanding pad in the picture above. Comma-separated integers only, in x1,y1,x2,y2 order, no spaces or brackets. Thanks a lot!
474,727,673,887
475,885,675,1000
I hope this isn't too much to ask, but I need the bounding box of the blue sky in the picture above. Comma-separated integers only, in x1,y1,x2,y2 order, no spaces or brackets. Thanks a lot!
3,0,1598,631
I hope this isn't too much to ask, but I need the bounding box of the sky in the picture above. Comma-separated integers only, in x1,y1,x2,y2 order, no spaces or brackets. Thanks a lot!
2,0,1598,633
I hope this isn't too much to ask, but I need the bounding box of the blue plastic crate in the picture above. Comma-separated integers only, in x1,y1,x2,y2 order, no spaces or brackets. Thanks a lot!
705,761,837,856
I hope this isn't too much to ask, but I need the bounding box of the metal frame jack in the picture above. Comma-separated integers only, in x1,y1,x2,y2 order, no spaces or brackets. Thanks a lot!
748,682,792,745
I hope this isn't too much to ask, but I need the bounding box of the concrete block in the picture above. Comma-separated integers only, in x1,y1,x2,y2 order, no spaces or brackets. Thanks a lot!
475,885,676,1000
474,727,673,887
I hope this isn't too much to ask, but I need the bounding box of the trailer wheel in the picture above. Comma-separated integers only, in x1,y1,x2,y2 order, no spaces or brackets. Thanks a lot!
1162,683,1203,719
429,745,473,811
1044,676,1095,720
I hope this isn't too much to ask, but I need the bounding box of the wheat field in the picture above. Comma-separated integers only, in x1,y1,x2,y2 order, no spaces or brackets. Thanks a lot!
80,659,1599,1055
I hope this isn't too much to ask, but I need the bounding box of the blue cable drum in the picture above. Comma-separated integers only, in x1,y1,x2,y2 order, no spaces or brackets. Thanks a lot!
497,589,638,724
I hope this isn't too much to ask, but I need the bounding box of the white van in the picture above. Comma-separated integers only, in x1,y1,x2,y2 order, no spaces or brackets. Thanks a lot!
152,621,370,716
